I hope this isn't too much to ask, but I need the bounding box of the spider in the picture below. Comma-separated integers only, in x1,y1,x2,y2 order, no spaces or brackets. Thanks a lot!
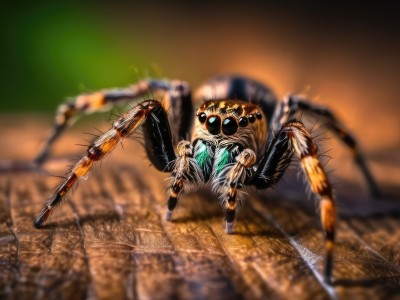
33,74,380,283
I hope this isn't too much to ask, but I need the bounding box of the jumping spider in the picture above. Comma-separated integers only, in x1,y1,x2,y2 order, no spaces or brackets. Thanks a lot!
33,75,380,283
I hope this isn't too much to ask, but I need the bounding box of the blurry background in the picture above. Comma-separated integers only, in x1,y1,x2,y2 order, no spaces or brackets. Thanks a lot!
1,3,400,297
0,1,399,158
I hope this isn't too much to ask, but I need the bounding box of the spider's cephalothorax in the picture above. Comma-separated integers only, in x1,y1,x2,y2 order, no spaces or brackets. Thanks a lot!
33,74,380,283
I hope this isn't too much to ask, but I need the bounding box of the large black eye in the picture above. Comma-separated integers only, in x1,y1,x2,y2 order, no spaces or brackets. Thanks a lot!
222,117,238,135
206,115,221,135
198,112,207,123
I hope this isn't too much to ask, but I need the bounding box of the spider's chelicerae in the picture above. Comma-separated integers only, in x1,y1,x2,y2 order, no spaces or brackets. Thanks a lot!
33,75,379,283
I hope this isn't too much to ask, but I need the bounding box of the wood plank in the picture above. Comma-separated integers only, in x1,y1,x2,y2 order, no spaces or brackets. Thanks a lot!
0,117,399,299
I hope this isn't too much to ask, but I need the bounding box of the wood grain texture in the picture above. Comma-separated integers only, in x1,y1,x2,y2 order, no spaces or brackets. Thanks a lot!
0,116,399,300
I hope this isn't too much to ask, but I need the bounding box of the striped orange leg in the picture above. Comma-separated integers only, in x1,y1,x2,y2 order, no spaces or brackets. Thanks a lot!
252,120,335,282
284,121,336,283
219,149,256,234
34,100,173,227
34,79,182,165
166,141,201,221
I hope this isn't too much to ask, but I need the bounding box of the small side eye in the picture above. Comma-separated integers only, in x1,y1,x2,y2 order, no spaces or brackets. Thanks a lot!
222,117,238,135
198,112,207,123
238,117,248,127
248,114,256,123
206,115,221,135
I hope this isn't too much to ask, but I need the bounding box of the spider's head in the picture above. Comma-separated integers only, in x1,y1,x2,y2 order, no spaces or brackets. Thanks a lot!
192,100,268,152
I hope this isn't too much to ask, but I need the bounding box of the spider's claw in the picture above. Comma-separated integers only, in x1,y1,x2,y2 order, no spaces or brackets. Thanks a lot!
225,222,235,234
370,184,382,199
323,271,332,285
34,207,51,229
165,210,173,222
33,151,47,166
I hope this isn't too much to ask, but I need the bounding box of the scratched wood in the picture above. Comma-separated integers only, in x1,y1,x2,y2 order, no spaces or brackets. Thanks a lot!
0,116,400,300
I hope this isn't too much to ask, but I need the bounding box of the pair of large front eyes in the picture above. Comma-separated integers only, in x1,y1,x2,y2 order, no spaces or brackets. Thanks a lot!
198,113,242,135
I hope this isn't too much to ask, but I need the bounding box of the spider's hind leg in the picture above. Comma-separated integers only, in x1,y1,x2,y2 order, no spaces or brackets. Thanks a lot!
34,78,194,165
272,95,380,197
34,80,155,165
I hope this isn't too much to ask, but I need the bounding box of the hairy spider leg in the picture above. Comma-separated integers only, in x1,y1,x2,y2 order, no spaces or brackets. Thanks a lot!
251,121,335,283
165,141,202,221
218,148,256,233
287,122,335,283
34,79,193,165
271,95,380,197
34,100,176,227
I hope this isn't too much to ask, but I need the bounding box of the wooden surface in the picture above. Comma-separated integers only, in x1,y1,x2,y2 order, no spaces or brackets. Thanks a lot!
0,116,400,300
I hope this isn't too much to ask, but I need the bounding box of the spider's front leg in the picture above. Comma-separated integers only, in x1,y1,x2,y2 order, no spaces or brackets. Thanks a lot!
34,100,177,227
251,121,335,283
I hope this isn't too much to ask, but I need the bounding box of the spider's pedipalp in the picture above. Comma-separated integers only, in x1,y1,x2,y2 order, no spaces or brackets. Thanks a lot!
218,148,257,234
166,141,202,221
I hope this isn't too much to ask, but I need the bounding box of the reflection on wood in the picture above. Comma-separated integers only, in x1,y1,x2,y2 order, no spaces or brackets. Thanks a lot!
0,120,399,299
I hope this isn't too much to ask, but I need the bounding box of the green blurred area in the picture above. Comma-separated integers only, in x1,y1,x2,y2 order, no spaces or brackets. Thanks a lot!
1,0,399,128
0,2,147,112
